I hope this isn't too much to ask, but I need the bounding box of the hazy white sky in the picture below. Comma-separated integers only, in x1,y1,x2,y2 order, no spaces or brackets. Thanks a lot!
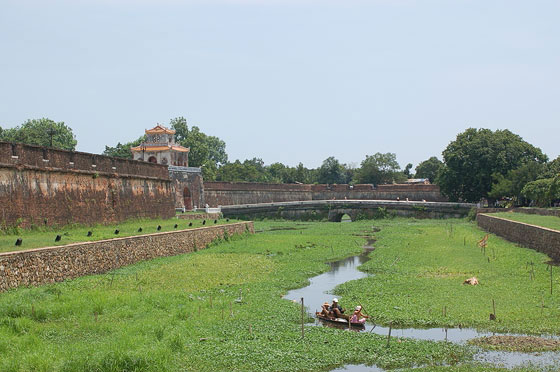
1,0,558,168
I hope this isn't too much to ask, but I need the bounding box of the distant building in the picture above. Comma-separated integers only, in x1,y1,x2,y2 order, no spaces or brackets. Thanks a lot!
131,124,204,211
405,178,431,185
131,125,190,166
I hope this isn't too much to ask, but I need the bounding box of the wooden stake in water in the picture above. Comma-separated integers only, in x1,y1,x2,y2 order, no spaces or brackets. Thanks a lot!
551,264,554,295
301,297,305,339
386,322,392,347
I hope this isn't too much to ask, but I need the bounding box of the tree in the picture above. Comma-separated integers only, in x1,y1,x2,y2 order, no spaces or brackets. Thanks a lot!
521,177,560,207
294,162,312,184
539,156,560,179
353,152,405,185
103,136,146,159
169,117,188,143
216,158,268,182
415,157,443,183
0,118,77,151
403,163,413,178
488,161,544,204
317,157,346,184
437,128,547,202
169,118,227,168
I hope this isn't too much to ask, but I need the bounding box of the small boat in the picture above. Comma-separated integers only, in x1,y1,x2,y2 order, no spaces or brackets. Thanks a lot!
315,313,366,329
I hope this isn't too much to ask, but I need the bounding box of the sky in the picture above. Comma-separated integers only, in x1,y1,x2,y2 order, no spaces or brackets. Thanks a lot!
1,0,558,169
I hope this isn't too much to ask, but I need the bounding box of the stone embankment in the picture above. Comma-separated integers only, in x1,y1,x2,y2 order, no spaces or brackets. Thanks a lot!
0,222,253,292
178,213,222,221
477,214,560,261
477,207,560,218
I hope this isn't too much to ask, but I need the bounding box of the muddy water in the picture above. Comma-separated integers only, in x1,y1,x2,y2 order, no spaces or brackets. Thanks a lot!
283,248,560,370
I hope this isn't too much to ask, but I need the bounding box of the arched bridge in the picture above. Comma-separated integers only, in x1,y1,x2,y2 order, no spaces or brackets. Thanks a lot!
220,200,475,221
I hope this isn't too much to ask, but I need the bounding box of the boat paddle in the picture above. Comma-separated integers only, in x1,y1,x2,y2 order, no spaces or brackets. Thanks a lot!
359,303,376,330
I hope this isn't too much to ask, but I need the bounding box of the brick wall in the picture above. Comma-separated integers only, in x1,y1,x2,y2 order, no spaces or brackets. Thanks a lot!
0,222,253,292
0,142,175,228
204,182,447,206
477,213,560,262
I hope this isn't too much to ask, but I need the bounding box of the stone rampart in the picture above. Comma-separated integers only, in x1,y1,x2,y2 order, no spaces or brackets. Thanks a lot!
0,142,174,228
204,182,447,206
477,213,560,262
1,142,168,179
0,222,253,292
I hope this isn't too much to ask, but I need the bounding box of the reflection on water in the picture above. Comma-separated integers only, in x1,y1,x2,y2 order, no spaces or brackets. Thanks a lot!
283,249,560,370
284,254,370,308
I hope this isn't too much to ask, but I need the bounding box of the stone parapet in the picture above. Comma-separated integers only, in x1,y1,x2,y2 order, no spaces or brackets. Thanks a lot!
477,213,560,262
178,213,222,221
0,222,253,292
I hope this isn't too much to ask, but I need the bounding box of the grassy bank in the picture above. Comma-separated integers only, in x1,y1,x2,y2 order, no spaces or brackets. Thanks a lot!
338,218,560,335
486,212,560,231
0,220,470,372
0,217,234,253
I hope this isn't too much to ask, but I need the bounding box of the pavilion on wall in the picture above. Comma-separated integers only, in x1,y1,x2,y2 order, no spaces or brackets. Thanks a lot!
131,125,190,166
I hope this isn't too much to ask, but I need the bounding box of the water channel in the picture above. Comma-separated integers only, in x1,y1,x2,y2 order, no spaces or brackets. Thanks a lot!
283,245,560,370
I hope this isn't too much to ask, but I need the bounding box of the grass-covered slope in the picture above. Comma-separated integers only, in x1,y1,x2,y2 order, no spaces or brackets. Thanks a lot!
338,219,560,334
487,212,560,231
0,217,235,253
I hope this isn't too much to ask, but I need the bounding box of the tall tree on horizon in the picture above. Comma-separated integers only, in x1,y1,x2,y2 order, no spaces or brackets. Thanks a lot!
1,118,77,151
437,128,547,202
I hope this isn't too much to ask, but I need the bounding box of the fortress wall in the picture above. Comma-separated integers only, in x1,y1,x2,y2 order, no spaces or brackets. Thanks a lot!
0,142,174,228
204,182,447,206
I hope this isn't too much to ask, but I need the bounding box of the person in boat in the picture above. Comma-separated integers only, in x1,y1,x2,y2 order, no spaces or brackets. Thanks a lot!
350,305,369,324
329,298,348,320
318,302,332,318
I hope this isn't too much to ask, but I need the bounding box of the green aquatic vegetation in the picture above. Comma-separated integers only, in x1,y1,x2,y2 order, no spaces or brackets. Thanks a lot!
338,218,560,334
487,212,560,231
0,220,471,371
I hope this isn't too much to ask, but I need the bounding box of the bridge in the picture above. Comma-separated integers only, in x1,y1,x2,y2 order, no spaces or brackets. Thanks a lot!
220,200,475,221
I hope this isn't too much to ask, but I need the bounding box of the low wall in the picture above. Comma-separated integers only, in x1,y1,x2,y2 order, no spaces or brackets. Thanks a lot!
0,222,253,292
178,213,222,221
222,200,473,221
477,214,560,262
204,182,447,206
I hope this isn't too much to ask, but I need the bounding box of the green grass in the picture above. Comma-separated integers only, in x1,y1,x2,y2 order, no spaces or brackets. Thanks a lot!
338,218,560,335
486,212,560,231
0,220,471,372
0,217,235,253
3,217,560,371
